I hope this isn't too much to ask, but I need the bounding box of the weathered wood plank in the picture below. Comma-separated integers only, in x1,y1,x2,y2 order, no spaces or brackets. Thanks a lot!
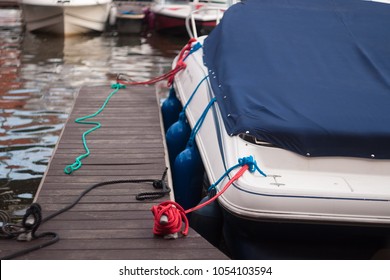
40,202,157,212
46,162,165,169
37,195,162,204
0,236,221,251
6,249,226,260
53,148,164,154
38,186,164,195
38,210,153,221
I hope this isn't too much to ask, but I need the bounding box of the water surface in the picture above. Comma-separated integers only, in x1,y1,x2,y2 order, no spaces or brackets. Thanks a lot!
0,7,187,219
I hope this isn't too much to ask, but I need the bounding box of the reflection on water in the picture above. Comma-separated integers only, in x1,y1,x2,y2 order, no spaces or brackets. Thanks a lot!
0,7,187,219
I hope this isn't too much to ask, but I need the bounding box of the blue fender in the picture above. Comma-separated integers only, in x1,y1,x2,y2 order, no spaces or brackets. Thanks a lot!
161,87,182,132
173,143,204,211
165,112,191,169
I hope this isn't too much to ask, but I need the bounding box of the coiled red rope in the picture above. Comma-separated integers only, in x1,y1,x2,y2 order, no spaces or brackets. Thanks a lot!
151,165,249,237
151,201,189,236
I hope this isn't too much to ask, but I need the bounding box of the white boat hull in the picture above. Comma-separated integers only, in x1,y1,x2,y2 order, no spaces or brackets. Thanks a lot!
173,37,390,227
169,0,390,259
19,0,112,35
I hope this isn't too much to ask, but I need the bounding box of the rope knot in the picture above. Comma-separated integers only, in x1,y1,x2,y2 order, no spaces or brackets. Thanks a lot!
111,83,126,89
151,201,189,237
167,60,187,86
175,60,187,71
238,156,255,169
152,180,163,189
64,160,82,175
238,156,267,177
19,203,43,241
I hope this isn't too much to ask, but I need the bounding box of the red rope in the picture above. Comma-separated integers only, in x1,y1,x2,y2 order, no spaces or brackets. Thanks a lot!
151,201,189,236
116,38,196,87
185,165,249,214
151,165,249,237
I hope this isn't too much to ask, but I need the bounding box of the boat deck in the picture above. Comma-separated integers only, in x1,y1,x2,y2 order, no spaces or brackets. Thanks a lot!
0,85,228,260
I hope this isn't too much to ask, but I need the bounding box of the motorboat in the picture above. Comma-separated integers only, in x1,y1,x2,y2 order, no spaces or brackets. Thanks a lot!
148,0,234,35
167,0,390,259
18,0,113,35
114,1,150,34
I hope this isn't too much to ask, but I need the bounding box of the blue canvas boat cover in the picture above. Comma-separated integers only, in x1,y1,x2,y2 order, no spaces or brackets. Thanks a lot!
203,0,390,159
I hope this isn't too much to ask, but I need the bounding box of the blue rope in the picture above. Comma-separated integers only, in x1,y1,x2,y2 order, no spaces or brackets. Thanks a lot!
172,74,209,127
182,75,209,112
64,83,126,175
208,156,267,193
178,42,207,113
238,156,267,177
184,42,202,61
167,43,207,129
187,97,216,147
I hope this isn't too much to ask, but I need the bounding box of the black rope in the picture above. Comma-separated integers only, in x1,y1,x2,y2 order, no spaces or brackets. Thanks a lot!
136,168,171,200
1,203,60,260
0,168,170,260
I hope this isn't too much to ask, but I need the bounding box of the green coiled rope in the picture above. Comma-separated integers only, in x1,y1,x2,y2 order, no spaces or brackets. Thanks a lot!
64,83,126,175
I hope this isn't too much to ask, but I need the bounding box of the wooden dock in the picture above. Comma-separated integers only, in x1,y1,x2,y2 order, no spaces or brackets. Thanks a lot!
0,85,228,260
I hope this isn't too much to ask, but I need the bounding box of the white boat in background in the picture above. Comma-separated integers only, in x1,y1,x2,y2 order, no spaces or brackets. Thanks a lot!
149,0,234,35
166,0,390,259
18,0,113,35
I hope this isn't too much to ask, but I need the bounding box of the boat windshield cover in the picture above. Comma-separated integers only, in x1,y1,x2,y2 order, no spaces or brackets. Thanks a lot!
203,0,390,159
